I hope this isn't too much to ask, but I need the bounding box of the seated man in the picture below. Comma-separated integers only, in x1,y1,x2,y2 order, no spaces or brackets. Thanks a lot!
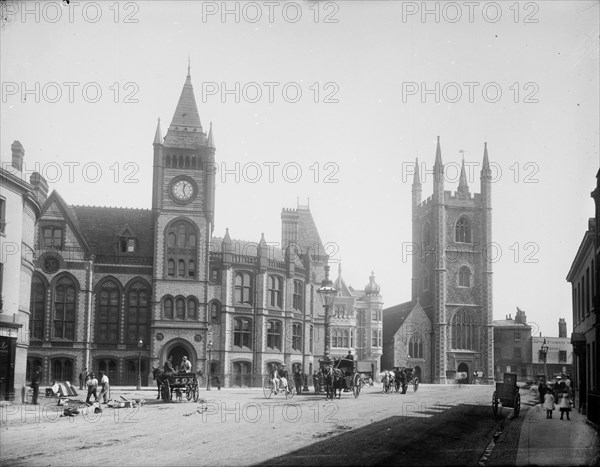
181,356,192,373
164,355,175,375
277,364,289,393
272,367,281,393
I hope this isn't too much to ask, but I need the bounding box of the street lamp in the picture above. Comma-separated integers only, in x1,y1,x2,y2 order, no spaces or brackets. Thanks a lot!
541,338,549,382
137,338,143,390
317,265,337,360
207,341,213,391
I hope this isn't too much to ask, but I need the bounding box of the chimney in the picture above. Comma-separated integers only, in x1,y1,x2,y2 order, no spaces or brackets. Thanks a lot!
30,172,48,204
558,318,567,338
11,140,24,171
515,307,527,324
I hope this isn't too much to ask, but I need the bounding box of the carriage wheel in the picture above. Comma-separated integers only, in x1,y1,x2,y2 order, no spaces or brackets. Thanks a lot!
353,374,361,398
263,377,273,399
186,386,193,401
513,393,521,418
161,380,170,403
286,384,295,399
193,384,200,402
492,391,499,417
413,377,419,392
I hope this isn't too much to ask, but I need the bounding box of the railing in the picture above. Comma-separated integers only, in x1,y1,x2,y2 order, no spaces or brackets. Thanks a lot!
94,255,153,266
231,254,257,265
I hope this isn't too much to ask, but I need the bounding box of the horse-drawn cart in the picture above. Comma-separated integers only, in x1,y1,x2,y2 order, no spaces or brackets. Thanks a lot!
492,373,520,417
319,358,361,399
155,370,200,403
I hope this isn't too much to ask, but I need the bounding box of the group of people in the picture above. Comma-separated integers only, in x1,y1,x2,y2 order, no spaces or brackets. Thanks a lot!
541,377,573,420
78,368,110,404
163,355,193,374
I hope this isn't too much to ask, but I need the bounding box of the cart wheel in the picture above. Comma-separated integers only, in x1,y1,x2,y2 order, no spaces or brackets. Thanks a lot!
263,377,273,399
353,374,361,398
513,393,521,418
492,391,499,417
413,377,419,392
186,386,193,401
286,384,295,399
161,380,170,403
193,384,200,402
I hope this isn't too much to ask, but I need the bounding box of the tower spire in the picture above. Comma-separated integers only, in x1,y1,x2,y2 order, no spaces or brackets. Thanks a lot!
153,117,163,145
187,55,191,78
457,154,469,195
208,121,215,148
434,136,443,165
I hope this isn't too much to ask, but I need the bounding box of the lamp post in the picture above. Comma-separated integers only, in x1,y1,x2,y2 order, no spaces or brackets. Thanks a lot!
137,338,143,390
317,265,337,360
207,341,213,391
541,338,549,382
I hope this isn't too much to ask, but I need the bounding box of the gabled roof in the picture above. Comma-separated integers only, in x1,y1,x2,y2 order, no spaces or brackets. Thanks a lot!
296,207,327,261
383,301,414,345
40,191,90,251
70,205,154,259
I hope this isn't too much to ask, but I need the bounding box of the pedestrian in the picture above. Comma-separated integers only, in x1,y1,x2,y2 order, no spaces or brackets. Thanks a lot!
31,365,42,405
543,388,555,419
538,380,546,405
294,368,303,395
98,371,110,404
78,369,85,390
86,373,98,404
558,382,572,420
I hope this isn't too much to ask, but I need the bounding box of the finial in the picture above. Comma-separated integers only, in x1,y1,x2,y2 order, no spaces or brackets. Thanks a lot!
187,55,191,77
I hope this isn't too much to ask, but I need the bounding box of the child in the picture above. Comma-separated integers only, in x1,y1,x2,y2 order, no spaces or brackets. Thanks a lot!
543,388,555,419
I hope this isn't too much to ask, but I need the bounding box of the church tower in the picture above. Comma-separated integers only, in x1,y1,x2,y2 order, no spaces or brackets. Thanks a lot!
411,138,493,383
150,68,216,372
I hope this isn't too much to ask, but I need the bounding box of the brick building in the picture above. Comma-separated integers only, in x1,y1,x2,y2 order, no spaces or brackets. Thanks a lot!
23,71,382,388
492,308,533,382
383,138,494,384
567,168,599,425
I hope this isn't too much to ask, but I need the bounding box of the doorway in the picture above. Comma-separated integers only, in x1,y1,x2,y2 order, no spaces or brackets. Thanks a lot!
457,362,469,384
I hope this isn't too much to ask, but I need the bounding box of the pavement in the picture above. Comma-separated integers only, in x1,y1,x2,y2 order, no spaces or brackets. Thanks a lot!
516,402,600,466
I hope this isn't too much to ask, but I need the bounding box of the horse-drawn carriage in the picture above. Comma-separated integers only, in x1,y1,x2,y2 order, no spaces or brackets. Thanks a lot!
492,372,520,417
153,368,200,403
319,357,361,399
381,367,419,394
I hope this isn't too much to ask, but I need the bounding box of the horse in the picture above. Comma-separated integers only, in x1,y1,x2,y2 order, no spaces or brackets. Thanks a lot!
394,368,408,393
152,367,168,400
323,365,344,400
381,370,395,393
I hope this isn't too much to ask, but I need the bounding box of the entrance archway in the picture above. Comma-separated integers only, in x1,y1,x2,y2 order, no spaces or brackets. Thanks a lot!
162,340,196,373
169,345,189,371
457,362,469,384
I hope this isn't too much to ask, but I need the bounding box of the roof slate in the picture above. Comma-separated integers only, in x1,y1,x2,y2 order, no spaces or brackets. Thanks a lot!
383,301,414,345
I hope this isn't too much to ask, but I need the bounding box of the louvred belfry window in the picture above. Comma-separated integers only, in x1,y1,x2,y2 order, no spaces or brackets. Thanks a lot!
164,220,198,279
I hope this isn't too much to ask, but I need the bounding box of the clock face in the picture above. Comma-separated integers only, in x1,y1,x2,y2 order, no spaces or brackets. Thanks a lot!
172,179,194,201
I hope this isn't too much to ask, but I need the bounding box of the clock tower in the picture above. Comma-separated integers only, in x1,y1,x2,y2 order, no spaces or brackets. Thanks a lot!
150,69,216,372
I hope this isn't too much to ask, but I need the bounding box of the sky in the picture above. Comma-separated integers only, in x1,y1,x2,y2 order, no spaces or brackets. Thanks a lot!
1,0,598,338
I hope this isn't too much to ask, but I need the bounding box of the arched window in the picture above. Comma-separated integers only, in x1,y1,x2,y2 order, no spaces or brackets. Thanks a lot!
458,266,471,287
235,272,252,305
51,358,73,382
408,334,424,358
292,323,302,350
164,219,198,279
175,297,185,319
423,222,431,246
54,276,76,340
342,329,349,348
293,280,304,311
187,298,197,319
96,279,120,343
267,320,282,350
451,309,479,350
126,280,149,343
30,275,46,341
210,301,220,324
455,217,471,243
163,297,174,319
268,275,283,308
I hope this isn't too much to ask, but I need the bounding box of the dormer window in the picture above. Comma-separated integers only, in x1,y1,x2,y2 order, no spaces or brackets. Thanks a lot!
119,237,136,253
